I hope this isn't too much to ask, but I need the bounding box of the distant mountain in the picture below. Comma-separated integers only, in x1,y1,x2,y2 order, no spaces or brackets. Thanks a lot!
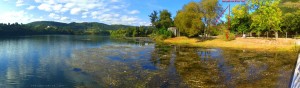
0,21,137,36
26,21,133,31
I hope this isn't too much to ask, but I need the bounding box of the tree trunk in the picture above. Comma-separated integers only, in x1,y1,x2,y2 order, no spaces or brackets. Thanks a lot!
178,31,180,37
275,31,278,39
203,29,206,39
267,31,269,39
286,32,288,39
250,32,252,37
242,31,246,38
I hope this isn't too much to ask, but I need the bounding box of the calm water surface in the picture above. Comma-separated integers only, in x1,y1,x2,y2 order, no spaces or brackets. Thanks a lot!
0,35,297,88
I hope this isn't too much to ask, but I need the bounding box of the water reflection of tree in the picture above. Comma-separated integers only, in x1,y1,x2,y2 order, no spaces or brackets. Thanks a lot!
221,49,297,88
173,47,222,88
151,45,297,88
65,42,297,88
148,45,188,87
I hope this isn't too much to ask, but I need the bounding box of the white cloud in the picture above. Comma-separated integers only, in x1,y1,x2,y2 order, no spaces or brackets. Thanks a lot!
26,6,35,10
53,4,63,11
82,12,89,15
16,0,24,7
34,0,42,3
35,0,56,4
82,12,89,18
70,8,81,15
91,12,149,26
48,13,60,19
85,3,99,9
64,3,75,8
128,10,140,14
0,11,43,23
82,15,87,18
60,17,69,21
60,8,69,13
111,0,119,3
121,15,138,23
38,4,52,12
12,0,149,25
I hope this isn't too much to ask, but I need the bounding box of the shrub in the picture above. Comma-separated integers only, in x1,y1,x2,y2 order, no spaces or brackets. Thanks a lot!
110,29,127,38
219,29,235,41
150,28,173,42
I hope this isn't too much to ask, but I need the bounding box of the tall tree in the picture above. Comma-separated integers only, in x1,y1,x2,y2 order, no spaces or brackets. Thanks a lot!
174,2,204,37
200,0,222,37
158,10,173,29
282,13,294,38
231,4,251,36
282,10,300,37
149,11,158,27
250,0,282,38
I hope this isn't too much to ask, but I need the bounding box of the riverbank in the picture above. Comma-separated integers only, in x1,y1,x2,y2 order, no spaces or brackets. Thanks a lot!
164,37,298,52
124,37,153,43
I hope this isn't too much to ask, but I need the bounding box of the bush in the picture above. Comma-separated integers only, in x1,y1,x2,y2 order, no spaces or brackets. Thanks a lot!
110,29,127,38
150,28,173,42
219,29,235,41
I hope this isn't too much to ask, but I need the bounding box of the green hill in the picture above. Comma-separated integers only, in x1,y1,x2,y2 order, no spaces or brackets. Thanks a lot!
0,21,135,36
26,21,133,31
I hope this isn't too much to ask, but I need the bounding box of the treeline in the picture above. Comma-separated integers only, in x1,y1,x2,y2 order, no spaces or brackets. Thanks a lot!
230,0,300,38
110,9,174,41
110,26,155,37
172,0,300,39
149,10,175,40
0,23,71,36
0,21,132,36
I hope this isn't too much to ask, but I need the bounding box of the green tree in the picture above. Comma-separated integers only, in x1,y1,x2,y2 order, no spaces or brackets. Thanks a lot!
282,10,300,38
132,28,137,37
282,13,294,38
174,2,204,37
231,4,251,36
200,0,222,37
250,0,282,38
149,11,159,27
157,10,173,29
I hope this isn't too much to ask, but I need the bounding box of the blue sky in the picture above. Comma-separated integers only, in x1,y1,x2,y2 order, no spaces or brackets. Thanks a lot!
0,0,245,26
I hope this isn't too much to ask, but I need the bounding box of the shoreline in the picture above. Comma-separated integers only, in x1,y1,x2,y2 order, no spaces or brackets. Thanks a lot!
164,37,299,52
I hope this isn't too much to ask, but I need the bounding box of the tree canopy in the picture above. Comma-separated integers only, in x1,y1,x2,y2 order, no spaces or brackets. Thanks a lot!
174,0,221,37
149,11,159,27
200,0,222,36
174,2,204,37
250,0,282,38
157,10,173,29
231,4,251,34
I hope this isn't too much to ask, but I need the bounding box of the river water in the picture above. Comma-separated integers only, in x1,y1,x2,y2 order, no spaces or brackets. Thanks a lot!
0,35,297,88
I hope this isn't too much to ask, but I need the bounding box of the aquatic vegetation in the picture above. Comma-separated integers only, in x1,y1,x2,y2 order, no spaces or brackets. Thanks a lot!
67,42,297,88
173,47,297,88
68,45,161,87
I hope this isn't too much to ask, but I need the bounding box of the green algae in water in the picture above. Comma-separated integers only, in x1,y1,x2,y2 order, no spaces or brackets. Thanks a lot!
68,45,297,88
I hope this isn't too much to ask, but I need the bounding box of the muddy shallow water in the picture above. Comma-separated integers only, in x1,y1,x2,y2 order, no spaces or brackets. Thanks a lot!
0,35,297,88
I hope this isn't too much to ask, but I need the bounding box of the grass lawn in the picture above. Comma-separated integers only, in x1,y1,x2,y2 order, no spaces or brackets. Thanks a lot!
164,37,299,52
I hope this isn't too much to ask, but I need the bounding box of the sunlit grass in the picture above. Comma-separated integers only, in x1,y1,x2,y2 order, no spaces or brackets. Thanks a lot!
164,37,298,52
